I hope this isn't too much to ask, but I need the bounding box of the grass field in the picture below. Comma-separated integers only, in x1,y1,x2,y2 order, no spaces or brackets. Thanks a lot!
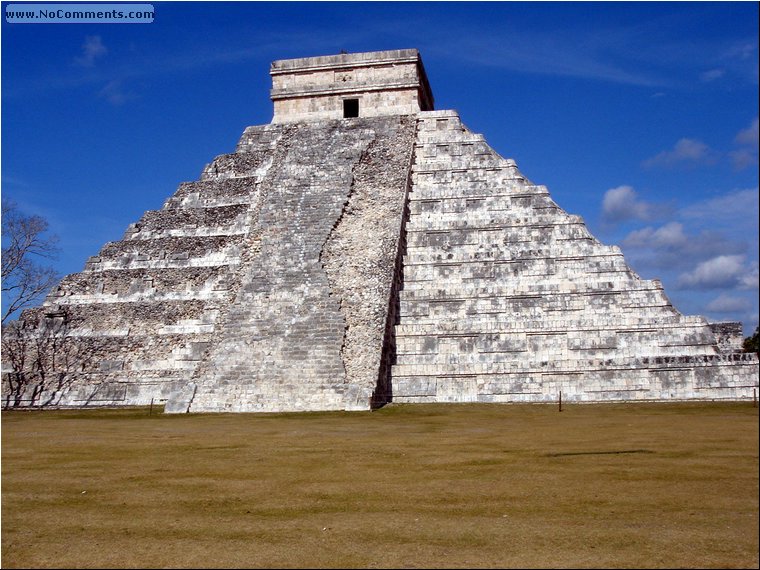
2,402,758,569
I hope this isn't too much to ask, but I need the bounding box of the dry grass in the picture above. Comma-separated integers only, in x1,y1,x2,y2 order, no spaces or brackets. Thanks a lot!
1,401,758,569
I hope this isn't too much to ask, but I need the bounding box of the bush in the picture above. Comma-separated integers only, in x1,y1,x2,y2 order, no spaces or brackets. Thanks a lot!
743,326,759,355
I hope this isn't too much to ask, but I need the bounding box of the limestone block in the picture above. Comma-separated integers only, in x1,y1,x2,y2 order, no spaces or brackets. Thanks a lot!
392,110,758,404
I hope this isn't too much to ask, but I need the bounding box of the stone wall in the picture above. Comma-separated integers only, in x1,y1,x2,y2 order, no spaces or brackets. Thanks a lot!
4,116,417,411
170,116,416,412
390,111,759,403
3,124,287,407
709,322,746,354
320,116,416,408
271,49,433,123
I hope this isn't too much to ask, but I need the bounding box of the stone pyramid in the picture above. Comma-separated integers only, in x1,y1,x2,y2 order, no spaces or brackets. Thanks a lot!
3,49,757,412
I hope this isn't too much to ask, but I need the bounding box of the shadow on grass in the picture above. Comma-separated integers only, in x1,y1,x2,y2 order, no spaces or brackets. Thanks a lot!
546,449,655,457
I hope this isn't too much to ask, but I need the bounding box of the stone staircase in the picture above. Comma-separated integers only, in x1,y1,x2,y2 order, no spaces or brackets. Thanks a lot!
21,124,287,406
172,116,417,412
390,111,758,403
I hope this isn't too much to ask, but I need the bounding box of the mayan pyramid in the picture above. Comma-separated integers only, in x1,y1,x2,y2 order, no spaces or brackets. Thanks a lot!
3,49,757,412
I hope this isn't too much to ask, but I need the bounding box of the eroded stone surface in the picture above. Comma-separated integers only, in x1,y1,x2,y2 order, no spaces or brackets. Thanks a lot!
390,111,758,403
3,50,757,411
182,117,416,412
270,49,433,123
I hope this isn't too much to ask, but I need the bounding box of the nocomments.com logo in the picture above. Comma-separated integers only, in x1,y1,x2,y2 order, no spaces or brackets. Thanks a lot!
5,4,154,23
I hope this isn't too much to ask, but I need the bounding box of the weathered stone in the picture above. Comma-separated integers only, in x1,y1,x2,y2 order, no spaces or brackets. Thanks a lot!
270,49,433,123
2,49,757,411
391,110,758,403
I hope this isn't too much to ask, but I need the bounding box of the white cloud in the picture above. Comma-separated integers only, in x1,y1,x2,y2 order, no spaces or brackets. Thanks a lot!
730,149,757,170
735,117,759,146
621,223,743,272
642,138,715,169
731,117,759,170
678,255,758,290
613,189,757,311
436,28,665,87
75,36,107,67
639,120,757,172
623,221,687,249
601,185,656,223
680,188,759,235
98,80,134,105
706,294,752,313
739,264,760,290
699,68,725,82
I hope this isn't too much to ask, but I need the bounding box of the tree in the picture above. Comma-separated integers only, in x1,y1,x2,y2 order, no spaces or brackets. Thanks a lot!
1,306,94,408
743,326,759,356
1,199,60,323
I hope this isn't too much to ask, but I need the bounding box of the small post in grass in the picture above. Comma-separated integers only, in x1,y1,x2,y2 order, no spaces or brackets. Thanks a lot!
753,388,757,408
558,390,562,412
149,397,154,416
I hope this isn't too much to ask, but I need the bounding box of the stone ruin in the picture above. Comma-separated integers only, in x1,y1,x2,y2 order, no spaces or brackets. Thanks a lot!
2,49,758,412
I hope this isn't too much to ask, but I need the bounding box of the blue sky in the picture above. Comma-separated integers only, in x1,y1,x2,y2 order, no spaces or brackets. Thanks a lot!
2,1,758,334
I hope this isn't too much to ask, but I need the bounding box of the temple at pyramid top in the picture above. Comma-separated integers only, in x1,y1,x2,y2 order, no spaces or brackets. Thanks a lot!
270,48,434,123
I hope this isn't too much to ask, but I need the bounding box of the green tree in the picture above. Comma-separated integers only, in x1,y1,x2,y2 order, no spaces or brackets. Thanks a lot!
743,326,759,356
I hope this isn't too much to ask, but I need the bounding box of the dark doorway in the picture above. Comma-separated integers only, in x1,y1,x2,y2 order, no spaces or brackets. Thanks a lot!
343,98,359,118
